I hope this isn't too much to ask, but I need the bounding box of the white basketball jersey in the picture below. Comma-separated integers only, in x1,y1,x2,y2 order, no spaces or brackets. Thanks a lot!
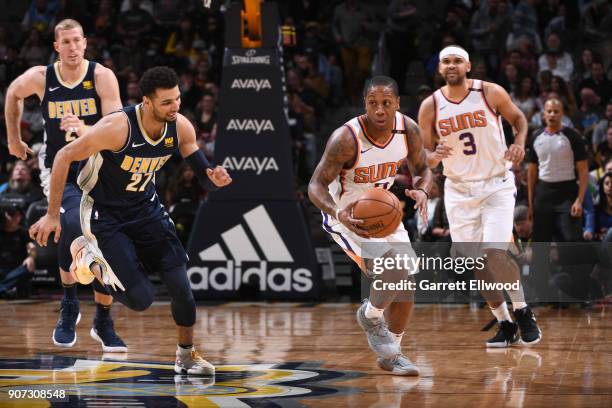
433,79,508,181
329,111,408,210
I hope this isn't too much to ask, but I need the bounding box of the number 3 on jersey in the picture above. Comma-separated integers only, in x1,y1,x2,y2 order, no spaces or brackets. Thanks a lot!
459,132,477,155
126,172,153,192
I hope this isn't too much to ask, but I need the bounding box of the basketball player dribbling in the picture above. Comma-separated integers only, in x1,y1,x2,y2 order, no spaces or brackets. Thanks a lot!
308,76,432,375
419,45,542,347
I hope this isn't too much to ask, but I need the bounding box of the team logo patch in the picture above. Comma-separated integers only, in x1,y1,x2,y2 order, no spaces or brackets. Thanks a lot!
164,137,174,148
82,80,93,90
0,356,360,406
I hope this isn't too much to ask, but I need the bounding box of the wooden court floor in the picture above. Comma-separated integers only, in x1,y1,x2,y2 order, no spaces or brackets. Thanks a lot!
0,301,610,407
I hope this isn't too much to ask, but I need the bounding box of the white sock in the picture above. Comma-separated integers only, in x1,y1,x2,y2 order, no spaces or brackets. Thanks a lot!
177,344,193,355
490,303,512,322
506,284,527,311
511,302,527,311
390,331,404,345
364,301,385,319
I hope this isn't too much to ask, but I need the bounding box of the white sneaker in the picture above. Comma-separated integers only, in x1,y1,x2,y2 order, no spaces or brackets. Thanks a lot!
377,354,420,376
70,236,125,291
356,301,400,359
174,347,215,376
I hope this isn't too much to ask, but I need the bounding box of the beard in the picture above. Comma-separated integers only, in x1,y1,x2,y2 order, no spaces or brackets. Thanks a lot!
444,73,465,86
152,106,177,122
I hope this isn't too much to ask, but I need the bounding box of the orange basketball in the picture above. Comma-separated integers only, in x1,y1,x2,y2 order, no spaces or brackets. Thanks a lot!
352,189,403,238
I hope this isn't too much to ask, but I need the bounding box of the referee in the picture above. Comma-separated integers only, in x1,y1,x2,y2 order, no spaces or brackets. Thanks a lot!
527,98,588,242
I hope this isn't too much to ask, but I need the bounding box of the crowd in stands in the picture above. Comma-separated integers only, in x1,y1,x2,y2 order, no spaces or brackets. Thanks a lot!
0,0,611,299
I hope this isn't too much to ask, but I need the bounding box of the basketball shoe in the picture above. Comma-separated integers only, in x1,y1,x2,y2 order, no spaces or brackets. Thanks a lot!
356,301,400,359
486,320,520,348
377,354,420,376
52,299,81,347
70,236,125,291
175,347,215,376
513,306,542,345
90,317,128,353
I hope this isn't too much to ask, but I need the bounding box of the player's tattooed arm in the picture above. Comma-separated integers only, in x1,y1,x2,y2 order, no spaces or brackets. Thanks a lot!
418,95,452,168
308,126,356,217
405,117,433,223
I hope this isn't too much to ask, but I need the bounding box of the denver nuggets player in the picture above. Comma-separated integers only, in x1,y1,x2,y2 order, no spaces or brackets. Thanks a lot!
309,76,432,375
419,45,542,347
29,66,232,375
5,19,126,352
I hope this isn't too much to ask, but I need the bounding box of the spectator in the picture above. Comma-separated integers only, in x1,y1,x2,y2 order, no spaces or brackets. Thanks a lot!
574,87,603,134
513,162,529,204
0,201,35,298
153,0,181,31
416,179,448,242
320,52,344,107
385,0,421,94
111,34,144,81
123,81,141,106
527,98,588,242
501,48,538,80
596,125,612,170
571,48,595,87
592,101,612,148
513,204,533,263
295,53,329,101
506,0,543,55
550,75,577,118
512,76,538,121
22,0,58,34
18,29,49,67
469,0,511,72
594,172,612,241
499,63,520,94
164,16,205,70
93,0,116,39
117,0,153,38
0,161,44,210
581,0,612,56
21,96,44,142
538,32,573,82
579,61,611,107
332,0,375,104
286,68,322,133
195,92,217,157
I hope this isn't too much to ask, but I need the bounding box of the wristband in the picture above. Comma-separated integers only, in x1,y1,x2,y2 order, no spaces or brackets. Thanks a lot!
417,188,429,199
184,149,218,191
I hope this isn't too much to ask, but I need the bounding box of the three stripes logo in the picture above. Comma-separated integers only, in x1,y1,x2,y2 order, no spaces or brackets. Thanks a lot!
188,205,313,292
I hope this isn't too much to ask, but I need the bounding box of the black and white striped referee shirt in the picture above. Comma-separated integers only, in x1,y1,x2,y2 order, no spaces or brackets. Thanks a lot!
526,127,587,183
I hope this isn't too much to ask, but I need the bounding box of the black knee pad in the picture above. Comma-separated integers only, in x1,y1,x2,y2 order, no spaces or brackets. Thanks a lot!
113,283,155,311
92,279,111,296
162,265,196,327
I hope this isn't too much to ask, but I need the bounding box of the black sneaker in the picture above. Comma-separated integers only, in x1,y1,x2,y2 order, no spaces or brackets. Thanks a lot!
486,320,519,348
90,318,127,353
513,306,542,345
52,299,81,347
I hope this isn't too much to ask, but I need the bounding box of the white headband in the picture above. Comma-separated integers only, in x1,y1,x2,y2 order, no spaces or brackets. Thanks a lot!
439,46,469,62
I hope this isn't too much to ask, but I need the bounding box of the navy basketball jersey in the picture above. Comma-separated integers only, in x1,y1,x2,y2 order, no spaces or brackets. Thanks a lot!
41,60,101,183
78,104,177,208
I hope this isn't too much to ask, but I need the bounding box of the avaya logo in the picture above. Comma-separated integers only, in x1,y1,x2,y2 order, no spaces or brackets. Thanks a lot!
226,119,274,134
188,205,313,292
222,156,279,174
231,49,271,65
230,78,272,92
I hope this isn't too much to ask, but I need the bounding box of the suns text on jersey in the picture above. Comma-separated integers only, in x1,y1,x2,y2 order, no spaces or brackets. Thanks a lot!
437,110,487,136
353,160,402,183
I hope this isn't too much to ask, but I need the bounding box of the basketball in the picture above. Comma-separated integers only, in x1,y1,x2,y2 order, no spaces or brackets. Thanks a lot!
352,189,403,238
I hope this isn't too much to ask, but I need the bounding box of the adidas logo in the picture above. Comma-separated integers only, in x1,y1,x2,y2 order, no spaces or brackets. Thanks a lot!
187,205,313,292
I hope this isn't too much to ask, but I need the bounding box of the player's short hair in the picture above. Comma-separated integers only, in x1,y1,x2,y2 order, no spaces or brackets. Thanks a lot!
139,66,179,98
514,205,529,222
363,76,399,99
54,19,84,40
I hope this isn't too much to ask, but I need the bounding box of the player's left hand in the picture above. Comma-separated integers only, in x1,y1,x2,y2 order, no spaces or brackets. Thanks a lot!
406,189,428,224
60,114,86,137
504,144,525,165
570,199,583,218
207,165,232,187
29,213,61,247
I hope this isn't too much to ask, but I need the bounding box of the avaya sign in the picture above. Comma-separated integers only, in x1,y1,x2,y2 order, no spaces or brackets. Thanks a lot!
221,156,279,174
230,78,272,92
226,119,275,134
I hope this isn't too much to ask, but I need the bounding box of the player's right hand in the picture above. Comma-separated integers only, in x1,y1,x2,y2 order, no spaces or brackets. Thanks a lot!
8,140,33,160
433,143,453,160
337,201,369,238
29,213,61,247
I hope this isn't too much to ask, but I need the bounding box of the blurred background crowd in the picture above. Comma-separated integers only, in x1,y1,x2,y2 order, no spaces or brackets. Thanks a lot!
0,0,611,301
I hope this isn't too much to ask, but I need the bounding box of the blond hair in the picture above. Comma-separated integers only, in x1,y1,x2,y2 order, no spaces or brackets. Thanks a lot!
54,19,84,40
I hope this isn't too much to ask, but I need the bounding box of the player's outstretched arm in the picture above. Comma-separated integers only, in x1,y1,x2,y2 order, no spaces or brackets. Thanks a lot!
418,95,452,168
486,82,528,164
29,113,127,246
405,117,433,223
308,127,366,235
5,66,46,159
176,114,231,189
